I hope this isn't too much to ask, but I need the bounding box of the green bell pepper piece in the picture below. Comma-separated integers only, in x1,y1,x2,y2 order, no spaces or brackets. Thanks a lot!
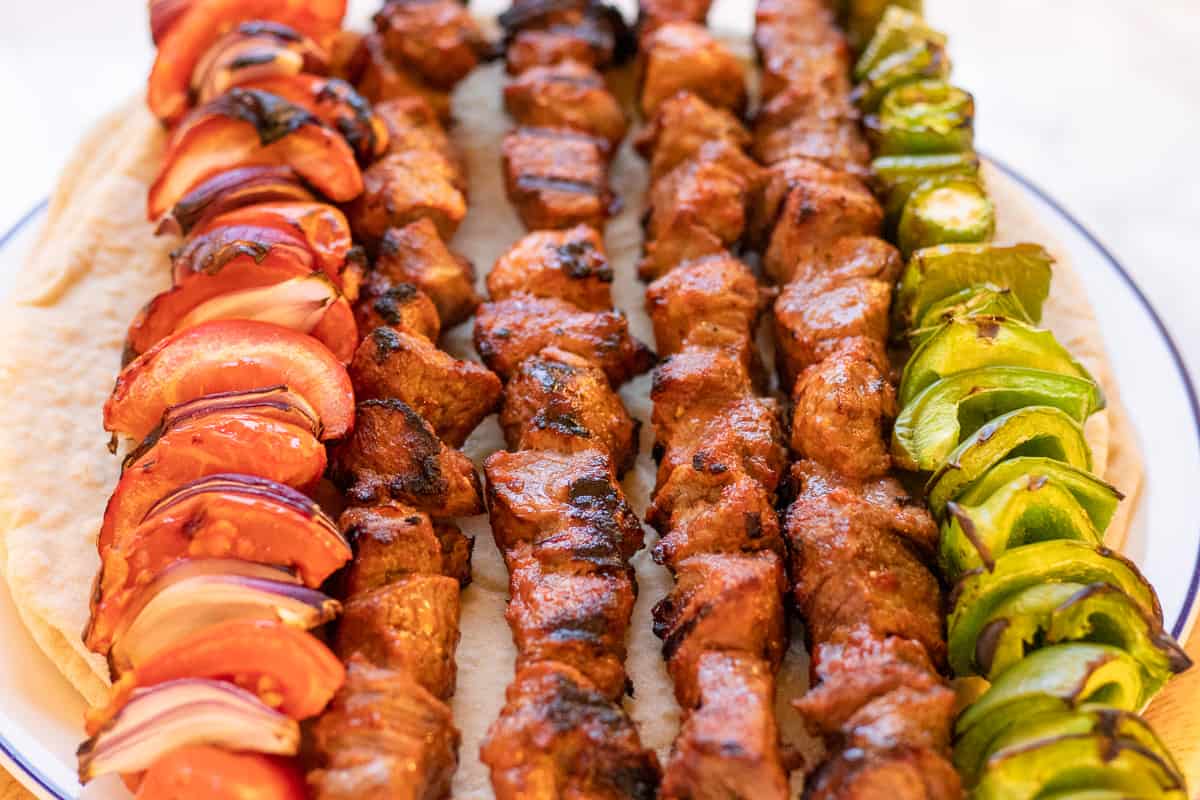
853,40,951,113
975,727,1187,800
939,475,1104,579
872,152,981,222
896,175,995,257
908,285,1033,346
954,643,1149,779
947,541,1162,677
956,456,1123,532
926,406,1092,518
846,1,929,60
899,316,1096,407
973,581,1190,685
893,367,1104,471
895,242,1054,330
867,79,976,155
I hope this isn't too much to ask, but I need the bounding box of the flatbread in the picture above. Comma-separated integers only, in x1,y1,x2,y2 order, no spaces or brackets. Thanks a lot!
0,62,1142,800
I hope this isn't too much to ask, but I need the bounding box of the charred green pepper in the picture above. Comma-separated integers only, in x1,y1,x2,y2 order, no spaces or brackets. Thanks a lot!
939,458,1124,577
867,79,976,155
971,582,1191,684
853,39,951,113
974,705,1187,800
954,643,1150,781
908,285,1033,346
893,367,1103,471
896,175,994,257
947,541,1162,677
872,152,981,222
851,4,936,78
895,242,1054,330
899,316,1096,407
926,405,1093,517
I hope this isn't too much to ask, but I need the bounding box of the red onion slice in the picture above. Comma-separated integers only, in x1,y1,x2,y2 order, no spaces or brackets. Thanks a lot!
191,23,330,106
158,165,315,237
109,559,339,673
77,678,298,781
174,273,337,334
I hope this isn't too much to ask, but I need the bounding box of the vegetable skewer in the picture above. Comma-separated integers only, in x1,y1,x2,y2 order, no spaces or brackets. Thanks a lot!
845,3,1192,798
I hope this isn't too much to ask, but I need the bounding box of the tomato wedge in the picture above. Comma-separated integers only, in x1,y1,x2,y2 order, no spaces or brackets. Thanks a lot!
162,165,316,237
127,266,357,363
96,402,326,556
148,0,347,123
238,74,388,163
88,473,350,655
105,319,354,442
148,89,363,221
92,619,344,732
136,746,306,800
191,202,354,286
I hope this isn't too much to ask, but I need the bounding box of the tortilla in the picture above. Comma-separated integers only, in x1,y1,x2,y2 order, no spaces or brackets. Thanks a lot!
0,61,1142,800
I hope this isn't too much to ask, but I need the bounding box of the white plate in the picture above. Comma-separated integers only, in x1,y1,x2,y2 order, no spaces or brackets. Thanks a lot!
0,162,1196,798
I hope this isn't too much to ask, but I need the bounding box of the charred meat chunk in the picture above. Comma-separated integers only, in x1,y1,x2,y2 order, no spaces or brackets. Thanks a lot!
645,253,765,358
373,0,488,90
342,504,452,596
481,662,660,800
500,347,639,474
502,127,615,231
487,225,613,312
660,652,789,800
354,277,441,342
350,326,501,448
337,574,461,699
786,460,944,662
348,148,467,247
474,294,654,386
753,80,868,173
331,398,484,517
651,551,787,708
354,32,452,121
635,91,752,182
374,95,465,181
504,61,628,148
789,339,896,479
308,658,459,800
375,218,480,327
639,22,747,117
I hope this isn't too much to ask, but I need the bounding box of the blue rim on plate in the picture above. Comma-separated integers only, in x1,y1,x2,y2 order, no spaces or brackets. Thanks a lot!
0,159,1198,799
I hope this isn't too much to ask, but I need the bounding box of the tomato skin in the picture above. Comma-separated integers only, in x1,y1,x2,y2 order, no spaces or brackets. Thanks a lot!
87,473,350,656
104,319,355,442
90,619,344,735
136,746,306,800
193,202,355,288
148,0,348,123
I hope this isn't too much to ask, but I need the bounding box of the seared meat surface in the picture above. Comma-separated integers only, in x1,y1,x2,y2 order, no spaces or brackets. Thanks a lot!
635,91,752,182
475,294,654,385
337,574,461,698
639,22,747,116
354,278,442,342
309,658,459,800
645,253,766,358
481,663,660,800
331,398,484,517
375,219,479,326
500,347,639,473
373,0,488,90
348,148,467,246
487,225,613,312
341,504,474,596
350,326,501,447
505,61,628,147
502,127,615,231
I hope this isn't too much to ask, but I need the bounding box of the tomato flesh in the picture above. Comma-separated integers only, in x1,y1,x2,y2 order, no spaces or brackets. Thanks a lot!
194,202,353,285
148,0,348,123
105,319,354,442
88,473,349,655
137,746,306,800
147,101,362,221
93,619,344,733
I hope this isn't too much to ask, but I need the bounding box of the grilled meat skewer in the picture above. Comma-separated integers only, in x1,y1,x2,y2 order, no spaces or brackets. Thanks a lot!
633,2,794,797
476,3,661,797
752,0,961,797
